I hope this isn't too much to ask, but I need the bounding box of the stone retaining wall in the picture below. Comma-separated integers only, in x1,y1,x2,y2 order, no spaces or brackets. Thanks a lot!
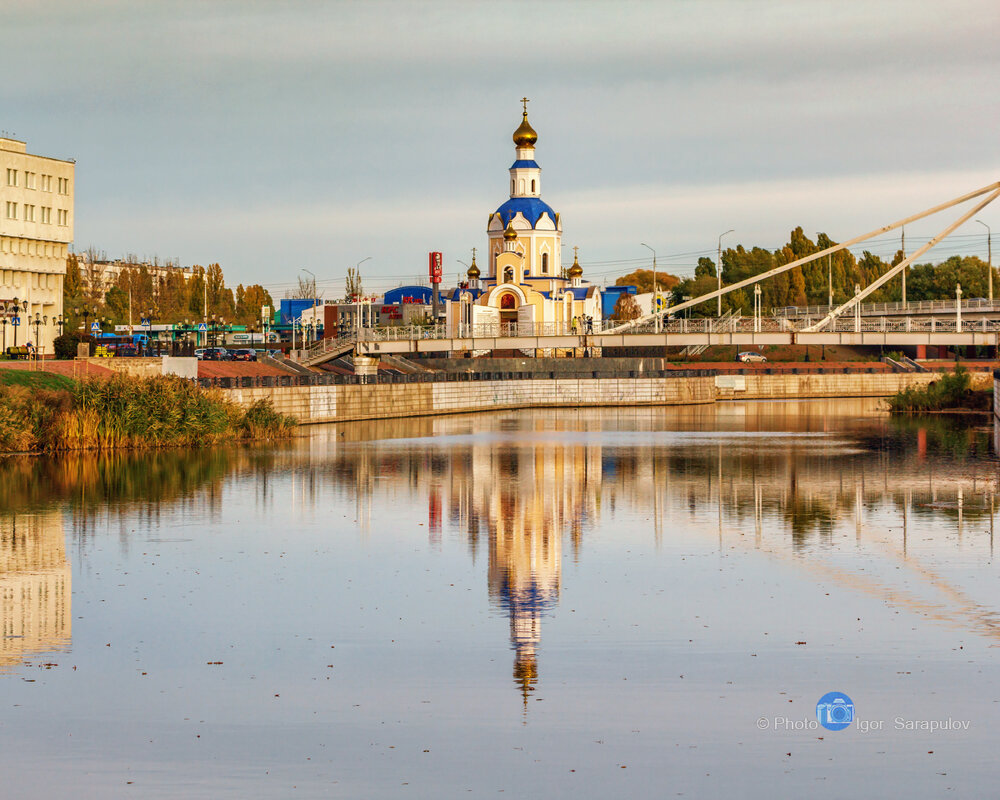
222,370,985,425
223,375,717,424
717,370,991,400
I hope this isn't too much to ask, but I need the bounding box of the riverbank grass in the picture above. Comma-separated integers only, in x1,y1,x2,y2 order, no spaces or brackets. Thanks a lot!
0,372,296,453
0,368,77,391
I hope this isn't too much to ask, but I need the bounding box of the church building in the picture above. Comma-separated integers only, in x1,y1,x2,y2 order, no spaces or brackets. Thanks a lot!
447,102,603,336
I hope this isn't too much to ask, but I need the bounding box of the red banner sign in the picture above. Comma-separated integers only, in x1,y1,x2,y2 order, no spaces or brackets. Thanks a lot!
428,251,443,284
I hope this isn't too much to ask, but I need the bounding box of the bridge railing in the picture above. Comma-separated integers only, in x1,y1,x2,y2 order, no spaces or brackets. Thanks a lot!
353,315,1000,342
777,297,1000,318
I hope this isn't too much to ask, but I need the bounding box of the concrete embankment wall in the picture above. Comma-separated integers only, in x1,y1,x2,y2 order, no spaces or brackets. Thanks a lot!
224,375,716,424
220,370,985,425
717,370,991,400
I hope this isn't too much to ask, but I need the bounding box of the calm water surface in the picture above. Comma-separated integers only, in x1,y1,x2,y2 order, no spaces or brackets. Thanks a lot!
2,399,999,798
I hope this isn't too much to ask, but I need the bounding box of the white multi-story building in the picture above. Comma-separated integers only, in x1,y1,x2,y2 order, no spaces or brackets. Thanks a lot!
76,253,193,299
0,136,74,354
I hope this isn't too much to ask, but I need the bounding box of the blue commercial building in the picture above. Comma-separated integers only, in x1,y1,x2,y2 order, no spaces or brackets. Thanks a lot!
600,285,637,319
278,298,322,325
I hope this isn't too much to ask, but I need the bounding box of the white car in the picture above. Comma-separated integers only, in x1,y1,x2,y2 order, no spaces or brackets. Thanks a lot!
737,351,767,363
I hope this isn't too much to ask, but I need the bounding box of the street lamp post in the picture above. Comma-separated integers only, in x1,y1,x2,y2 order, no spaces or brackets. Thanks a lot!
956,283,962,332
11,297,19,347
303,268,317,346
1,304,6,352
976,219,992,303
640,242,659,331
717,229,734,317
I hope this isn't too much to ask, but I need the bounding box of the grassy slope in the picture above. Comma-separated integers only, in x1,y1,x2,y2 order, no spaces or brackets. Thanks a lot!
0,369,77,391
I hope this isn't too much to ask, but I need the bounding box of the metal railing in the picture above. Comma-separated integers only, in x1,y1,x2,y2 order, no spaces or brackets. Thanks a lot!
298,314,1000,348
777,297,1000,318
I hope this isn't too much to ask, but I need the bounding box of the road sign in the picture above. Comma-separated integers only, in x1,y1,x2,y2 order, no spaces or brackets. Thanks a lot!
12,317,20,326
141,318,150,329
197,323,208,333
91,321,100,333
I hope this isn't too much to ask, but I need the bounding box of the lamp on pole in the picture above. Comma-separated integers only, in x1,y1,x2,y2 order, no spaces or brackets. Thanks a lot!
302,268,317,345
11,297,19,347
640,242,659,331
717,230,734,317
976,219,992,303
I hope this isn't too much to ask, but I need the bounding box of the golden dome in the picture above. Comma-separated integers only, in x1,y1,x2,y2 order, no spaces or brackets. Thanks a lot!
503,221,518,241
567,253,583,278
467,257,480,279
513,111,537,148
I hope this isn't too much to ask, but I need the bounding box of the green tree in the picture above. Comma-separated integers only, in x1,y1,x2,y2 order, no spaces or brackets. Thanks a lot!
188,265,206,318
694,257,716,279
104,286,129,323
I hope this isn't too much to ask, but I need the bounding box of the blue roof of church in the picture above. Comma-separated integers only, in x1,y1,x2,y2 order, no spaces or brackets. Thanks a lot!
495,197,557,229
509,160,540,169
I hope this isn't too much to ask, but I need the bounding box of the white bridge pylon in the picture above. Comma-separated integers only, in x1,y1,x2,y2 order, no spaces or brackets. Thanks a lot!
611,180,1000,333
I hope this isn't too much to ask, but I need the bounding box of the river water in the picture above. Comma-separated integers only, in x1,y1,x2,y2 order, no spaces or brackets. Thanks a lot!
1,399,999,798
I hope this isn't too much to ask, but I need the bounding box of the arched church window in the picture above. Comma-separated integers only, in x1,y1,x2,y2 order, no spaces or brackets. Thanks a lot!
504,267,514,284
531,179,536,193
541,253,548,273
500,293,516,309
511,179,515,194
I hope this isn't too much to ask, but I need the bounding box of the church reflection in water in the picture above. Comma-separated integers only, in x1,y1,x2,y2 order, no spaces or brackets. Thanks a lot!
312,402,1000,705
0,511,71,671
1,400,998,699
482,442,600,708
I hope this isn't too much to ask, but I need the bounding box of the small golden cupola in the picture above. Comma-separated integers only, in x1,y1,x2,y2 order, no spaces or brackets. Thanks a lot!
512,110,538,148
466,253,480,279
567,252,583,278
503,221,518,242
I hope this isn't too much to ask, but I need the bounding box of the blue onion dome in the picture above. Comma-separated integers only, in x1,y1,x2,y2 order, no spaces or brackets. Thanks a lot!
495,197,557,229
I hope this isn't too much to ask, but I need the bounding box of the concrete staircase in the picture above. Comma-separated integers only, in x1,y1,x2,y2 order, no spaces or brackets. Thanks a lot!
299,334,357,367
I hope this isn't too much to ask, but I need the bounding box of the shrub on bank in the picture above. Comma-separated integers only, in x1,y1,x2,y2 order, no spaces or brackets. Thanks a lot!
886,365,989,413
0,372,296,453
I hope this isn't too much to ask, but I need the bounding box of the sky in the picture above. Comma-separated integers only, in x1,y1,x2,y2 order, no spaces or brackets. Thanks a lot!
5,0,1000,299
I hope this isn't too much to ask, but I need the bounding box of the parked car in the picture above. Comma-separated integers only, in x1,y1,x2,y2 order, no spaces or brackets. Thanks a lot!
737,351,767,363
201,347,232,361
194,348,206,360
231,348,257,362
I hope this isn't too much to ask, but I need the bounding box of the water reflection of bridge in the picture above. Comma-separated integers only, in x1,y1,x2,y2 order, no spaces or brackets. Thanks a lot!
301,401,998,704
0,511,71,670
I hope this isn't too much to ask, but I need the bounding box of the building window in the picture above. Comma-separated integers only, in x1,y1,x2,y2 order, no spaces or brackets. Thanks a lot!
57,209,68,226
6,168,16,187
41,174,51,192
58,177,69,195
25,171,35,190
24,204,35,222
541,253,548,273
41,206,51,224
5,202,16,219
511,179,514,194
531,179,536,193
